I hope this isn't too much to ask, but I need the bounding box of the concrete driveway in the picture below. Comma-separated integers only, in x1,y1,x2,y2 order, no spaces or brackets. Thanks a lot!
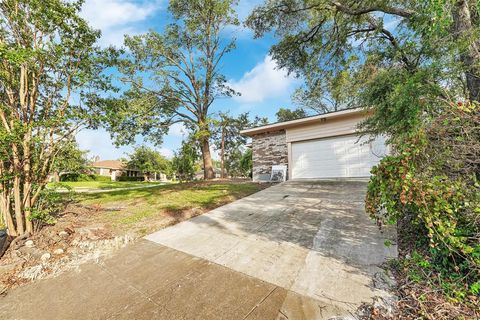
0,180,397,319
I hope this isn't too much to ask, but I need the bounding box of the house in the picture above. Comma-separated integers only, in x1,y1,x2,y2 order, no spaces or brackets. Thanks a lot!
92,159,168,181
91,160,140,181
241,108,388,181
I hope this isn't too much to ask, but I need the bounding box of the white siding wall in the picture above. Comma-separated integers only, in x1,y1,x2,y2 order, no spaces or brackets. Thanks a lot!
286,113,363,143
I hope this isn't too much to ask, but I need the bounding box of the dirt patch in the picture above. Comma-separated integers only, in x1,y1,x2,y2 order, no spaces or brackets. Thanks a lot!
0,205,134,292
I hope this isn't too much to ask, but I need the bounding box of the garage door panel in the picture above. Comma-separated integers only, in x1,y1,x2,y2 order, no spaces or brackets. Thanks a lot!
291,135,386,179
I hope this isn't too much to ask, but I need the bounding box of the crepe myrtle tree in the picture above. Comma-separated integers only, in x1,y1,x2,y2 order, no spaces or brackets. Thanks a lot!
0,0,110,236
105,0,239,180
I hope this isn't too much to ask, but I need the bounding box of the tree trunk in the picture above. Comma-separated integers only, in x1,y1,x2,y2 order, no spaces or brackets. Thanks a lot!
200,138,215,179
13,175,25,236
453,0,480,101
0,191,15,236
220,127,225,179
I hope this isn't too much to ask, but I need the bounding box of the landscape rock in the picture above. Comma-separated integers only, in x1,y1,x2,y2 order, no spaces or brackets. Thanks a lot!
40,253,51,262
24,240,34,248
58,231,68,239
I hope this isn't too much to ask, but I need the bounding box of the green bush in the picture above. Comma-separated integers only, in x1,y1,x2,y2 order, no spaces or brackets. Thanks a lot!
366,102,480,300
117,176,144,182
29,185,74,233
60,173,111,182
92,175,112,182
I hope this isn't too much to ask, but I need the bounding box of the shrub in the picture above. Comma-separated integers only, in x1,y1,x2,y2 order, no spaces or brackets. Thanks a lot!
29,184,74,233
366,102,480,300
60,173,110,182
117,176,144,182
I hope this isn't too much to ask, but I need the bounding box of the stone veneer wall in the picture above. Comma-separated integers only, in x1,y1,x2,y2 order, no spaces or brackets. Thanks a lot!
251,130,288,181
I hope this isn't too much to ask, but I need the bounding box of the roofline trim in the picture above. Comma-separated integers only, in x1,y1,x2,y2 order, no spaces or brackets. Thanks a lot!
240,108,364,136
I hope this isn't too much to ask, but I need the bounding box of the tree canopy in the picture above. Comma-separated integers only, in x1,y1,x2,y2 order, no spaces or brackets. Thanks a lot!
172,137,201,182
127,146,171,181
275,107,308,122
105,0,239,180
247,0,480,113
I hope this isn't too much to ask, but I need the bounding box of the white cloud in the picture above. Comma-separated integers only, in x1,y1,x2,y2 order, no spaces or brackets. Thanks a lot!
158,147,174,159
168,123,187,137
229,55,296,103
80,0,160,47
237,0,265,22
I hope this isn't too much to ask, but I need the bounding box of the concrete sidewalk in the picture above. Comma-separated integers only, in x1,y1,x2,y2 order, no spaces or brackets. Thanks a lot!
0,180,397,319
1,240,330,319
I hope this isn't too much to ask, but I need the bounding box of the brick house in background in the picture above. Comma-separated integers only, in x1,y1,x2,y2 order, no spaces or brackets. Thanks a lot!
92,159,167,181
92,160,140,181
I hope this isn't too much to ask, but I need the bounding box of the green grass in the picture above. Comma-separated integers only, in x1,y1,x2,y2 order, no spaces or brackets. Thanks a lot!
75,181,265,236
48,180,163,190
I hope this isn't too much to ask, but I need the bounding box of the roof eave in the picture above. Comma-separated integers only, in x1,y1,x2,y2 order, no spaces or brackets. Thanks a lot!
240,108,364,136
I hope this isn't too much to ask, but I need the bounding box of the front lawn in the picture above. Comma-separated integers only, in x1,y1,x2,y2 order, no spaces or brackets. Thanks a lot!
48,180,164,190
74,181,267,236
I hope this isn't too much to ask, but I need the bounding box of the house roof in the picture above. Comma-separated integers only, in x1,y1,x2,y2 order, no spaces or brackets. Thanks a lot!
91,160,125,170
240,107,366,136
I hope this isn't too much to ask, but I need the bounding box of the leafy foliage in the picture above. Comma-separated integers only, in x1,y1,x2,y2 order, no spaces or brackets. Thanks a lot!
246,0,480,105
212,112,260,178
366,102,480,300
127,146,172,181
51,140,90,176
30,185,74,233
275,107,308,122
172,138,201,182
239,148,253,178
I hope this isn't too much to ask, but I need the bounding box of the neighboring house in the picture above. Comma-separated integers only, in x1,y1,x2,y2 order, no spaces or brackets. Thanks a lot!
91,160,140,181
241,108,388,181
92,160,167,181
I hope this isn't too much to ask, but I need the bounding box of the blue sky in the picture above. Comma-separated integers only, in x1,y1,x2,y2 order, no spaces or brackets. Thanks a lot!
77,0,299,161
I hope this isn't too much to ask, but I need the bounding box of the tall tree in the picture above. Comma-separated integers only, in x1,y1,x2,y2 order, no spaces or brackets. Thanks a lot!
0,0,107,236
106,0,239,180
213,112,266,178
246,0,480,104
213,112,249,178
275,107,308,122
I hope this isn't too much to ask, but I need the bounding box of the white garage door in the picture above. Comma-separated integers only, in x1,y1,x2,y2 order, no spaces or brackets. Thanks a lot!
291,134,387,179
